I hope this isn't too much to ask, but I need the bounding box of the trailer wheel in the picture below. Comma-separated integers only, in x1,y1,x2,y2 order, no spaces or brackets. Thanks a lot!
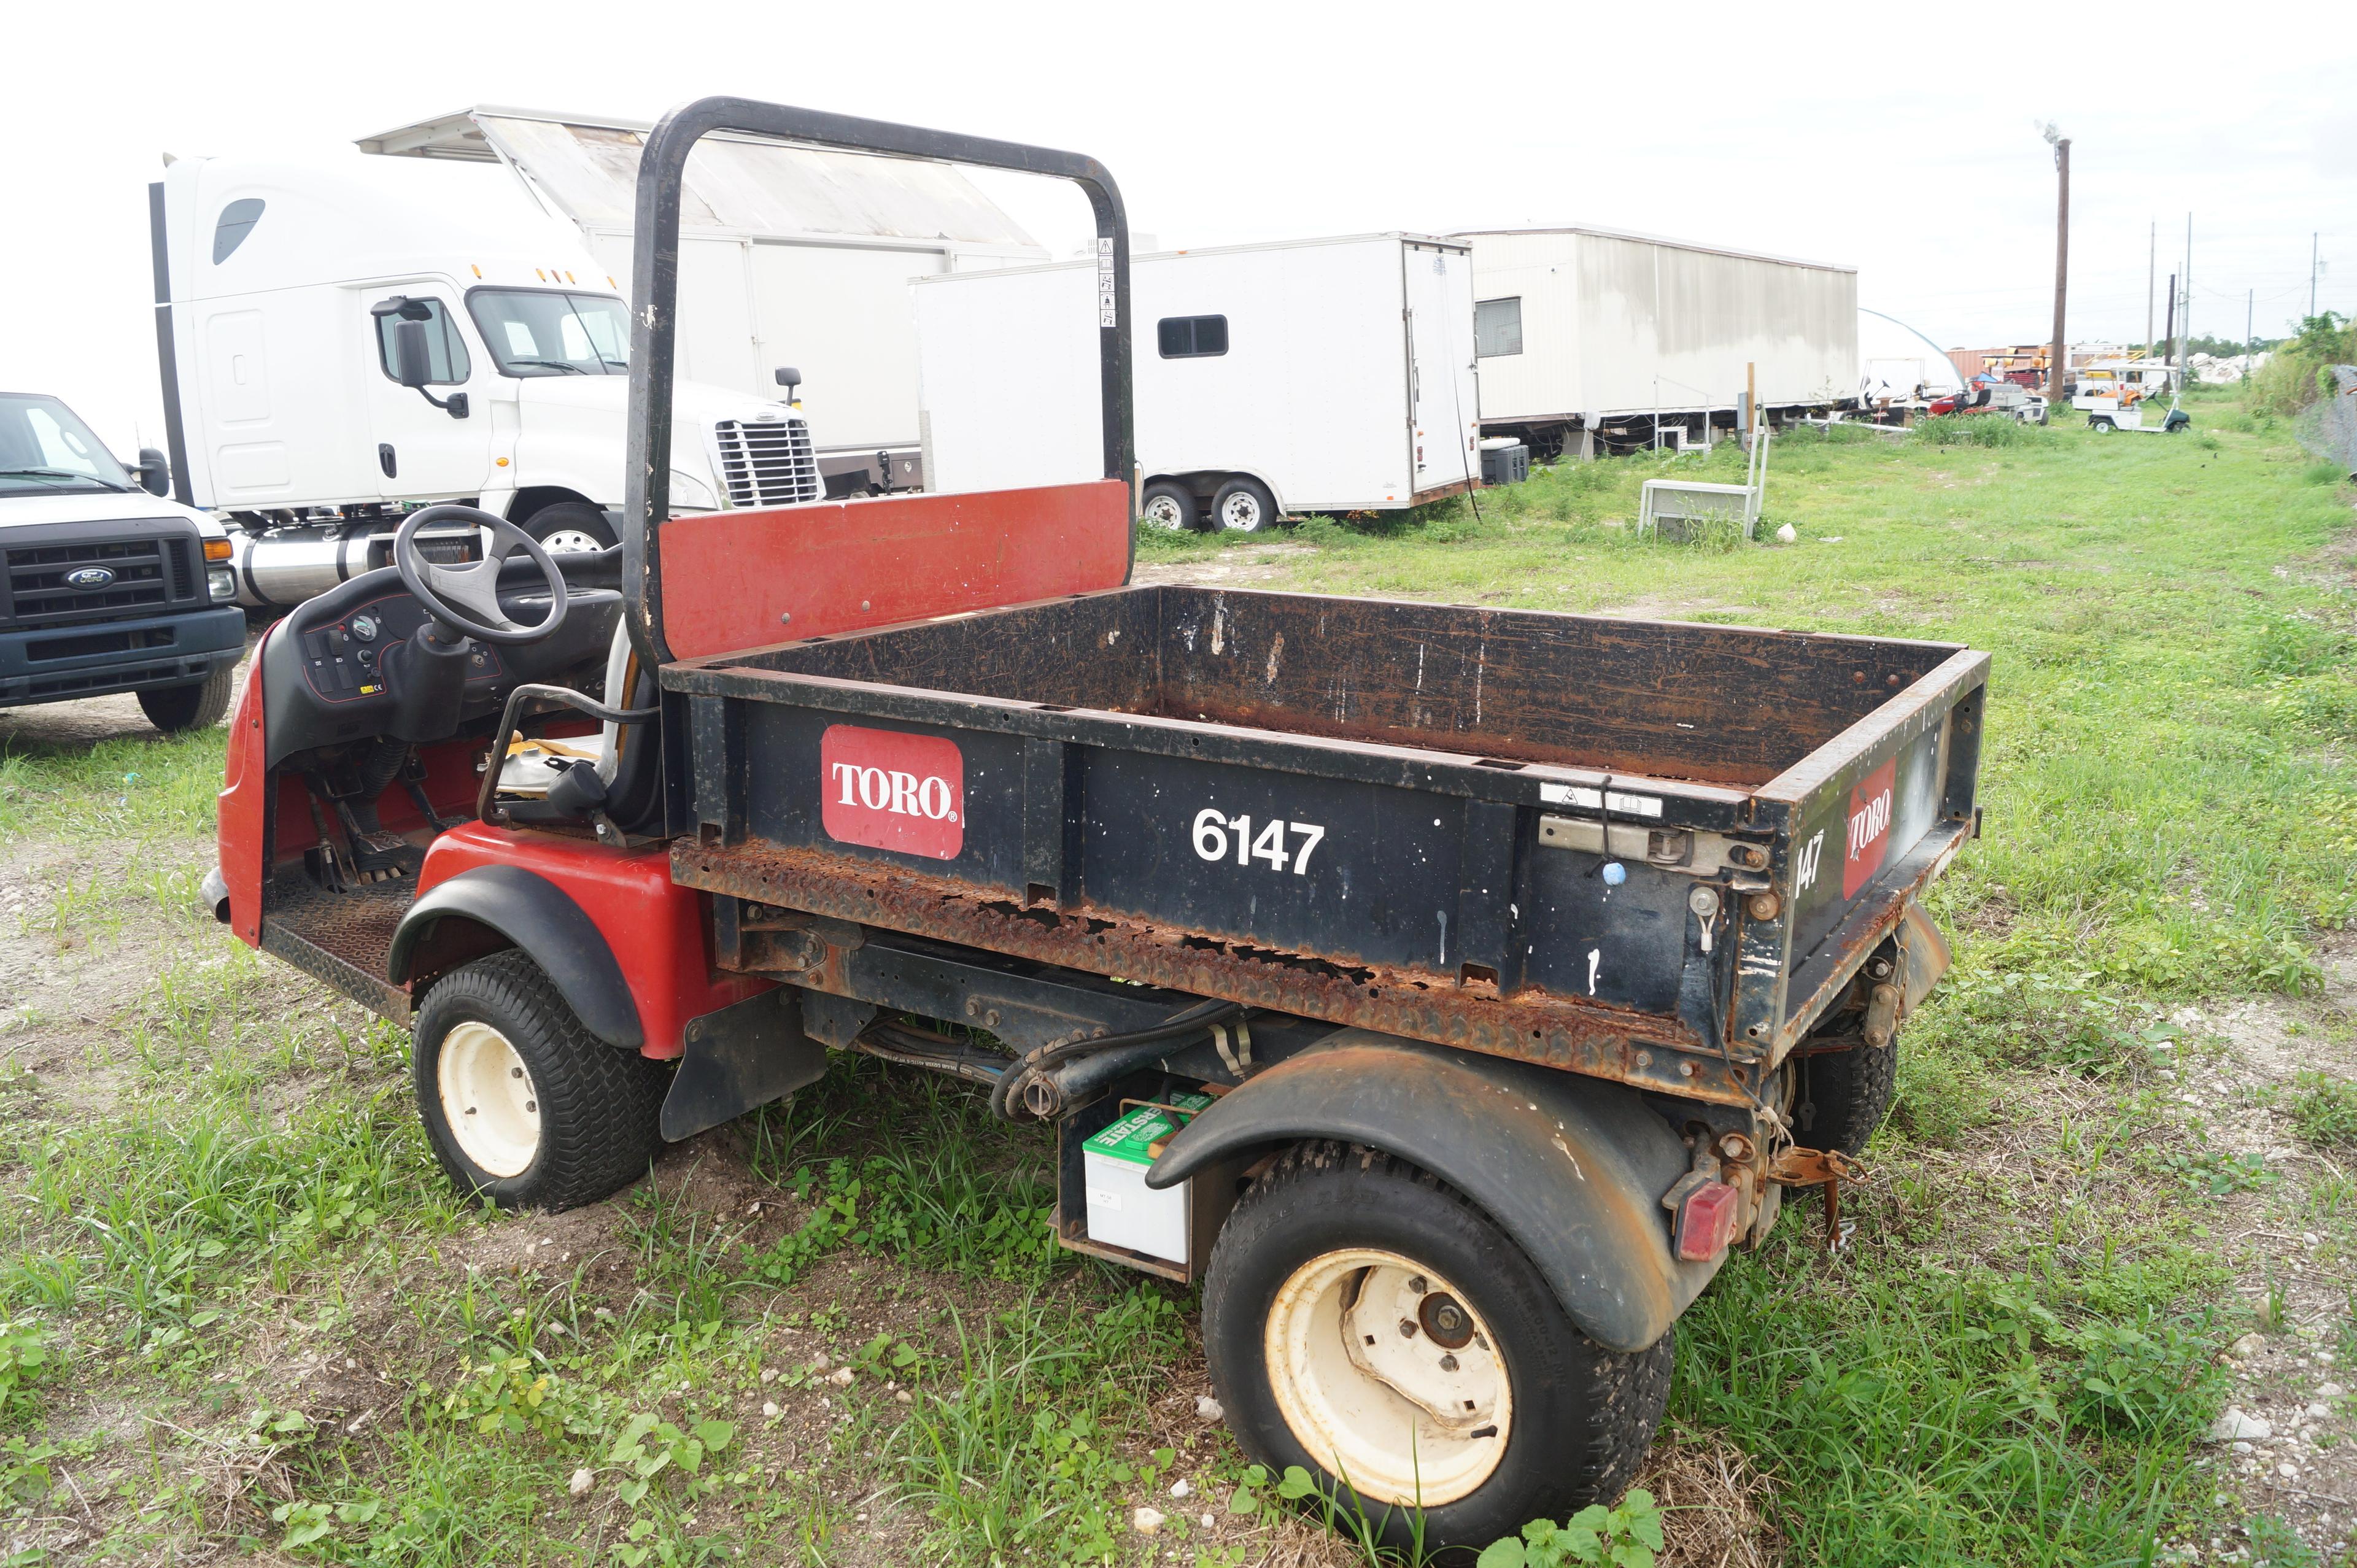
411,950,670,1211
1140,481,1199,531
2089,417,2115,433
138,663,236,733
1797,1032,1897,1158
1203,1143,1670,1553
1212,476,1279,533
521,501,618,554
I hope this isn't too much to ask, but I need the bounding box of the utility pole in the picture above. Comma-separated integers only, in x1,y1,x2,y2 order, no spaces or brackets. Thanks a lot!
2164,272,2178,382
2181,214,2193,390
2245,288,2254,381
2145,222,2156,360
2314,233,2321,322
2043,125,2070,400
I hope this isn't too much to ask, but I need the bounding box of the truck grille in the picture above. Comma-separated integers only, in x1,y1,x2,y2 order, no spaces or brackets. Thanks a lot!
4,534,201,629
713,417,821,508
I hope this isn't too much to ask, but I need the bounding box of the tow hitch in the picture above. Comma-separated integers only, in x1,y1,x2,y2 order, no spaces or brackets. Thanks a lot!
1768,1145,1871,1253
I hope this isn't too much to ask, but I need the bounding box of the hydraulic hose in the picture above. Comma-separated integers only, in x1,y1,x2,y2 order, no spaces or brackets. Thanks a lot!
988,997,1245,1123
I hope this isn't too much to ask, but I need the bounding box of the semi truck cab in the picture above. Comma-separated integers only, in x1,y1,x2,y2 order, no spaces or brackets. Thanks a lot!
0,392,245,730
152,155,820,614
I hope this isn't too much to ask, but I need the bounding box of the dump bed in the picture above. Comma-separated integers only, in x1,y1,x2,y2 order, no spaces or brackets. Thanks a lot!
664,585,1986,1108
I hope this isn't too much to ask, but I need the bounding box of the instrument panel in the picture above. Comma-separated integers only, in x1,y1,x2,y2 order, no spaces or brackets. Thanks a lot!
295,592,506,704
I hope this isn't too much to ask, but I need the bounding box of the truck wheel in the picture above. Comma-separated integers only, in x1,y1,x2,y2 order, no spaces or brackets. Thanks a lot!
1212,476,1279,533
1202,1143,1671,1553
411,950,669,1211
137,664,235,733
1796,1032,1897,1158
1140,481,1199,531
521,501,617,554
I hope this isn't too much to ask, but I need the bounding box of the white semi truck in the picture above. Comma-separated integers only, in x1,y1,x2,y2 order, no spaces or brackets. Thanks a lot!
152,153,821,611
354,107,1048,498
915,233,1482,531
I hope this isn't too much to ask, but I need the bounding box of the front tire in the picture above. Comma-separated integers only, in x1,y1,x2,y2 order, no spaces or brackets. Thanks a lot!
1140,481,1199,532
1203,1143,1671,1554
412,950,670,1211
138,663,235,733
520,501,618,554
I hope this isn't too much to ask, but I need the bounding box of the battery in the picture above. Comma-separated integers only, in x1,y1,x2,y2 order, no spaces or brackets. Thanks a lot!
1082,1091,1212,1263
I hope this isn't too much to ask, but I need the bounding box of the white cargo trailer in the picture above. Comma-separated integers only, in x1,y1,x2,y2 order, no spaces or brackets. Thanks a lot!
1451,226,1857,460
913,234,1480,529
358,107,1046,494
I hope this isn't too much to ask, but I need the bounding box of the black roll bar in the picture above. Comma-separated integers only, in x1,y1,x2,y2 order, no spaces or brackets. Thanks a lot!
622,96,1135,668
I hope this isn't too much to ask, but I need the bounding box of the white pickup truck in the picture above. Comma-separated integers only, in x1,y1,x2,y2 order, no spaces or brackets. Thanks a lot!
1,391,244,730
152,153,819,611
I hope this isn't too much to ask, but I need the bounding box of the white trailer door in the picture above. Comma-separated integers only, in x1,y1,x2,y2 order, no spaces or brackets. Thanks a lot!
1403,244,1479,496
749,243,945,454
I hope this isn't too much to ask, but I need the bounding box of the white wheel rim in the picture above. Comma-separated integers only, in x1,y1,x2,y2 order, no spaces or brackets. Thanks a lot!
540,528,605,554
1143,496,1190,530
437,1021,542,1178
1264,1248,1511,1507
1220,493,1265,531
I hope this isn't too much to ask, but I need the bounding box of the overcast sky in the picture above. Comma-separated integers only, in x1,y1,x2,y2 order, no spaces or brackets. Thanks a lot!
6,0,2351,451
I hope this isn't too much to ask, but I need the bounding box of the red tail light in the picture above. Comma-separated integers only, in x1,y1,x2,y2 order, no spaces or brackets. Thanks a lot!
1674,1180,1741,1261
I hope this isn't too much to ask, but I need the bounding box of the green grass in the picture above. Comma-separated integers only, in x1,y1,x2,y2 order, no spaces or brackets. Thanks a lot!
0,411,2351,1562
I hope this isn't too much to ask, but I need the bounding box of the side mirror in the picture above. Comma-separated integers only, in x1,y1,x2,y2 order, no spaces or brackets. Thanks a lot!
134,447,171,498
393,319,435,390
773,366,802,399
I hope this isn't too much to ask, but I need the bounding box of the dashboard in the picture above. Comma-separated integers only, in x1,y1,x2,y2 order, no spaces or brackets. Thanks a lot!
260,558,623,768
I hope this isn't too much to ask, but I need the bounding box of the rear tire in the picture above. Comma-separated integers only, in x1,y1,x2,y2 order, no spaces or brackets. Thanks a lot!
1795,1032,1898,1157
138,663,235,733
520,501,617,554
412,950,670,1211
1202,1142,1670,1554
1140,481,1198,532
1212,475,1279,533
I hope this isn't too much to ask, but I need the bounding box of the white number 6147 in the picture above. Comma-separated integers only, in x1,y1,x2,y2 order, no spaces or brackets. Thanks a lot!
1191,808,1325,873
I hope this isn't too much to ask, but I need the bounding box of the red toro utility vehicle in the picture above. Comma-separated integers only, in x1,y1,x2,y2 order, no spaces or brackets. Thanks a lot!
204,98,1987,1548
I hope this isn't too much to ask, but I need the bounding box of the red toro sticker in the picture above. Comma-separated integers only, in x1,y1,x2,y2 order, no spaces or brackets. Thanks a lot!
1841,758,1896,898
819,725,964,860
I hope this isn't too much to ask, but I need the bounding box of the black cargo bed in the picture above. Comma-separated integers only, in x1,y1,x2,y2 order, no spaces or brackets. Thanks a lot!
664,586,1987,1106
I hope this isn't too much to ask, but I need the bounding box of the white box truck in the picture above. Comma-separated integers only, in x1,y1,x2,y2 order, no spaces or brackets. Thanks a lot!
1452,225,1857,460
356,107,1047,497
152,152,820,610
913,234,1482,531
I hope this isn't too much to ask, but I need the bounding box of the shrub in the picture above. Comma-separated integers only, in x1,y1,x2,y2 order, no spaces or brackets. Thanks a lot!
1916,414,2052,449
2288,1072,2357,1150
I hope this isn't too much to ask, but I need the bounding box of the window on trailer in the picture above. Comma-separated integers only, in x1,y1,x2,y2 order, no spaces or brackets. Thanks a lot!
1476,298,1523,358
1158,315,1228,358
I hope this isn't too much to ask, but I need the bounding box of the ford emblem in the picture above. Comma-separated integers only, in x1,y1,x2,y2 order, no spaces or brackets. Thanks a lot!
65,566,117,590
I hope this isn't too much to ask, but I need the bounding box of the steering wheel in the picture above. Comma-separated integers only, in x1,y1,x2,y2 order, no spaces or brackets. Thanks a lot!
394,504,569,645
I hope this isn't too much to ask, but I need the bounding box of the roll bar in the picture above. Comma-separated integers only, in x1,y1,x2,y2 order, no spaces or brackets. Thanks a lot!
621,96,1134,668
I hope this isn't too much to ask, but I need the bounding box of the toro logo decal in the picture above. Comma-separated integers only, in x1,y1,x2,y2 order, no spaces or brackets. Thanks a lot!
820,725,964,860
1841,758,1896,898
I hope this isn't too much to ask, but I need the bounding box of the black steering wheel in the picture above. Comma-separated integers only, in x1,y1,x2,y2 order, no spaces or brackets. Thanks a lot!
394,504,569,645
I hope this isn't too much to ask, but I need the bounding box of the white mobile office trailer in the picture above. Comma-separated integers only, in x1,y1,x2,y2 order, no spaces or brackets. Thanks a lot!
1452,226,1857,459
914,234,1480,530
155,153,818,609
358,107,1047,493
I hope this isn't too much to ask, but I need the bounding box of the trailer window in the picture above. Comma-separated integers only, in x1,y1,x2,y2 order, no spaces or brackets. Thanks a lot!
1476,298,1523,358
1157,315,1228,359
373,299,473,386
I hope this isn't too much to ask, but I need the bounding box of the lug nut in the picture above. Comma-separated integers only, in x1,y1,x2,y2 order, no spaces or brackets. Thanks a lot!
1399,1319,1418,1338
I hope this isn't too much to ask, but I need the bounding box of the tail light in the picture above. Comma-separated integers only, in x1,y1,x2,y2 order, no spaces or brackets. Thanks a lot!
1673,1180,1742,1261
